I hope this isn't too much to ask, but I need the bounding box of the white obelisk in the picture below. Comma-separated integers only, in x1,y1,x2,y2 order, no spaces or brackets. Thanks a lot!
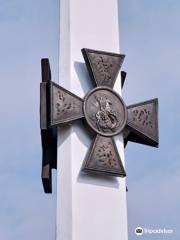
56,0,128,240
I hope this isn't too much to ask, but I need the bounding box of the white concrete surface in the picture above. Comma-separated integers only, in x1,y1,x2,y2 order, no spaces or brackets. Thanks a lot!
56,0,128,239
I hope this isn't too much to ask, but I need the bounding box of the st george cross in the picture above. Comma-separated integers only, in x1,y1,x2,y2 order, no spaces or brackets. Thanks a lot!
40,48,159,193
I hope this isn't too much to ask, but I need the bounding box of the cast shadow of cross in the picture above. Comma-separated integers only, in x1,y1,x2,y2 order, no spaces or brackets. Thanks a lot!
40,48,159,193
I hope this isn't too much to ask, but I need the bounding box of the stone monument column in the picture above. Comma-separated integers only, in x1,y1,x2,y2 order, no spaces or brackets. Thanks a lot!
56,0,128,239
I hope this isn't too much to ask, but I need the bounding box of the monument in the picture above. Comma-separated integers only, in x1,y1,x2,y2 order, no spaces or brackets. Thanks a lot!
40,1,159,240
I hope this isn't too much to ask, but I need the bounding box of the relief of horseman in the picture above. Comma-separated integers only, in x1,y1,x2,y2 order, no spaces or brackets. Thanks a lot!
95,96,118,132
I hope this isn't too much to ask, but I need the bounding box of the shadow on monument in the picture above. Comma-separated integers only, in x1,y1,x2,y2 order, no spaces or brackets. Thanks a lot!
74,61,95,94
77,171,120,189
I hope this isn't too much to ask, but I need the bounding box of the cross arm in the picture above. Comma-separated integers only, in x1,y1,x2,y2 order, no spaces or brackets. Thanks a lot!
124,99,159,147
40,58,85,193
48,82,84,127
82,48,125,88
40,59,57,193
40,66,84,129
82,134,126,177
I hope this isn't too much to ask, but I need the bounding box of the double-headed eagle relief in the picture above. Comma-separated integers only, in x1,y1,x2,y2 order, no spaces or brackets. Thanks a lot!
40,49,159,193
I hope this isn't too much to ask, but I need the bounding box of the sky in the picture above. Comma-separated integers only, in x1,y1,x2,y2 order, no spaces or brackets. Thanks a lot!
120,0,180,239
0,0,179,240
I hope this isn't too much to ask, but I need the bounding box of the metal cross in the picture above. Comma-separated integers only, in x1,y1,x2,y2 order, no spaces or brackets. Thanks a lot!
40,49,159,193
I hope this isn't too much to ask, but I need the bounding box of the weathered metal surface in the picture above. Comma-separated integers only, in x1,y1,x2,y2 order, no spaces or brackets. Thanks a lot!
40,59,57,193
40,59,51,130
41,128,57,193
83,86,127,137
82,134,126,177
121,71,127,88
50,82,84,126
126,99,159,147
40,49,159,193
82,48,125,88
41,58,51,83
40,82,48,130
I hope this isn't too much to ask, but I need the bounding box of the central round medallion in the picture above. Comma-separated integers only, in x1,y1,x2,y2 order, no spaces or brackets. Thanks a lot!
83,87,127,137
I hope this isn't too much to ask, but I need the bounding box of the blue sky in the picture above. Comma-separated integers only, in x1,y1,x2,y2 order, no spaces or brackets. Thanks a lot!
0,0,179,239
120,0,180,239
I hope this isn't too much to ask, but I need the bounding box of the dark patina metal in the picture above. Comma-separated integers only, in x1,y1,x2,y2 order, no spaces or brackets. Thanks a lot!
40,48,159,193
83,134,126,177
81,48,125,88
83,86,127,137
121,71,127,88
126,99,159,147
40,59,57,193
50,82,84,126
